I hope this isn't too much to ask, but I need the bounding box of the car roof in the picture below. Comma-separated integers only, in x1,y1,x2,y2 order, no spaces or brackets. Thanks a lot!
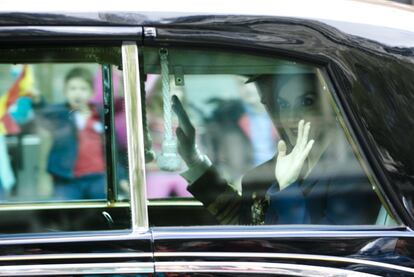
0,0,413,30
0,0,413,47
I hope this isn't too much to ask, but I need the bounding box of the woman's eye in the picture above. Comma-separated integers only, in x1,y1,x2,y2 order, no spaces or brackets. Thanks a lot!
300,95,315,107
277,98,289,109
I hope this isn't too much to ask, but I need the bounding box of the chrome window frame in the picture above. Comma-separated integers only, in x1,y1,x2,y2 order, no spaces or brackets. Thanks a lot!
0,262,154,276
122,42,149,230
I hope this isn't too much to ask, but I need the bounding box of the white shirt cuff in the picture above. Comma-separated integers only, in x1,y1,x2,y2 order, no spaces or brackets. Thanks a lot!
181,155,212,183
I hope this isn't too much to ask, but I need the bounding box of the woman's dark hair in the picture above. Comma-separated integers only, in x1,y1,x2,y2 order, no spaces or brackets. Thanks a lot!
64,67,93,88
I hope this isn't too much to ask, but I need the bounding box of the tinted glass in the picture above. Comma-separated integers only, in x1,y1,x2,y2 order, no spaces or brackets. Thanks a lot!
142,47,395,226
0,47,131,233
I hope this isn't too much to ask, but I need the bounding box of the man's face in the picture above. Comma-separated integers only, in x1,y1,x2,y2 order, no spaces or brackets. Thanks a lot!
256,74,323,147
65,77,93,110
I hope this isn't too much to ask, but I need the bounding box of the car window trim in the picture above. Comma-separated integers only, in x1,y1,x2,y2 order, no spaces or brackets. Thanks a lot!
0,229,149,244
0,262,154,276
0,26,142,43
102,64,118,202
0,201,129,211
151,226,410,238
122,42,149,230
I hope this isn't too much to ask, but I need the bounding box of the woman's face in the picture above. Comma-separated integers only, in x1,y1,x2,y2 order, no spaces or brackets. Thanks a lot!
256,74,324,148
276,75,321,146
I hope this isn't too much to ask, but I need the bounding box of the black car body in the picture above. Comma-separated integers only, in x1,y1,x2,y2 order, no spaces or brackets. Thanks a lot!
0,1,414,276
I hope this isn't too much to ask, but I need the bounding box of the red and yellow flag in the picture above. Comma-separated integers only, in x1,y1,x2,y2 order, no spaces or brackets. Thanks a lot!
0,65,34,135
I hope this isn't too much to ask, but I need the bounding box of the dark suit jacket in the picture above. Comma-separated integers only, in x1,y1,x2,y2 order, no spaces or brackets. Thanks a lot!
188,143,381,225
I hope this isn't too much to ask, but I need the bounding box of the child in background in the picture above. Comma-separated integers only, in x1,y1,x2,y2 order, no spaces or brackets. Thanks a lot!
40,67,106,200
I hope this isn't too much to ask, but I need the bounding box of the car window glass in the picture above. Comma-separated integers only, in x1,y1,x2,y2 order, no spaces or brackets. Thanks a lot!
0,47,131,234
142,47,396,227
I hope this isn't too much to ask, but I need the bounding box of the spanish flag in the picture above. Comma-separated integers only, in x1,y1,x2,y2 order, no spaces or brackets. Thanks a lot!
0,65,34,135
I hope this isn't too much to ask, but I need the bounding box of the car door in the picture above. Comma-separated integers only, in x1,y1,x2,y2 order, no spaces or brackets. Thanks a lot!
139,17,414,276
0,26,154,276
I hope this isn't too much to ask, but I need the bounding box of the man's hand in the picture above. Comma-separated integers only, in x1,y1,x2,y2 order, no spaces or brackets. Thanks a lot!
172,95,204,167
275,120,314,190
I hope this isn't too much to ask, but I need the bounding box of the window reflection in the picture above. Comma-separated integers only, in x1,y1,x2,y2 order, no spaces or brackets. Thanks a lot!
143,47,393,226
0,64,128,203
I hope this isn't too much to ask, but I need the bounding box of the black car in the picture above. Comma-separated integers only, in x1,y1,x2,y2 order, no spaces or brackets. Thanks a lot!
0,1,414,276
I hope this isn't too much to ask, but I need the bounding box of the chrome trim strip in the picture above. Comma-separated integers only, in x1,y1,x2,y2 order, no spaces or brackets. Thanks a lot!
0,229,149,245
155,261,378,276
0,26,142,41
155,252,414,274
0,201,129,211
0,252,152,261
0,262,153,276
148,199,203,206
0,229,411,246
122,42,149,230
153,229,414,238
143,27,157,38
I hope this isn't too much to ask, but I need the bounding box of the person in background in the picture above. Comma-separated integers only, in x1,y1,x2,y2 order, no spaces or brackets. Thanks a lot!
0,65,35,199
203,77,277,184
39,67,106,200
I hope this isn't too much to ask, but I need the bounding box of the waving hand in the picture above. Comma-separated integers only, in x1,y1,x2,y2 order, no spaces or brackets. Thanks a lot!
275,120,314,190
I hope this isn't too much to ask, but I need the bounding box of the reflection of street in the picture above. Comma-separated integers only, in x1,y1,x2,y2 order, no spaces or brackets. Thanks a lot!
0,64,129,202
347,237,414,276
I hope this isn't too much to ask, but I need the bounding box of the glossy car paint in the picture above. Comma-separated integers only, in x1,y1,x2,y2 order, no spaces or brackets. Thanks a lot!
0,231,154,276
143,15,414,275
152,226,414,275
0,1,413,276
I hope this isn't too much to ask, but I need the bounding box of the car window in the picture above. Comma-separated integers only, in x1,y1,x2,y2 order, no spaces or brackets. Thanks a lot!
0,47,131,233
142,47,396,227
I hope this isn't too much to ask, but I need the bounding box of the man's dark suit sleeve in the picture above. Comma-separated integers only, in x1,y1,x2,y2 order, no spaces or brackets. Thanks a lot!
187,166,243,224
